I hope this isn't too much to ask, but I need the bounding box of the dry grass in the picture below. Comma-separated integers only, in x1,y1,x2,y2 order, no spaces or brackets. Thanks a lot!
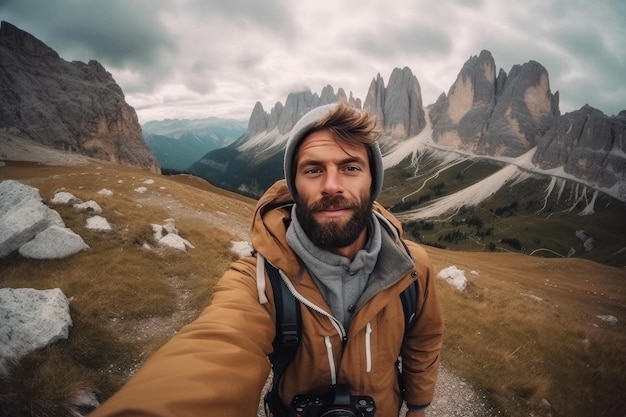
0,160,254,415
425,247,626,417
1,160,625,417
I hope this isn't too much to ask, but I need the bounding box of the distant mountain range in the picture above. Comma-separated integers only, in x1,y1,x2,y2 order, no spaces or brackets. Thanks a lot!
188,51,625,203
142,118,247,172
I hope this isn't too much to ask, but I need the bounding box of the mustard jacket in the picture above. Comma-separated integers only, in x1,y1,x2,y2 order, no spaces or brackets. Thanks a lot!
90,180,443,417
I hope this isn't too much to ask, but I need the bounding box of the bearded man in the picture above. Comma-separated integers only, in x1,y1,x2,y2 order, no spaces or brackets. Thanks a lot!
90,102,444,417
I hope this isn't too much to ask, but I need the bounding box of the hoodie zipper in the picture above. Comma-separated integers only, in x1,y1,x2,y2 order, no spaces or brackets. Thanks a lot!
278,269,346,339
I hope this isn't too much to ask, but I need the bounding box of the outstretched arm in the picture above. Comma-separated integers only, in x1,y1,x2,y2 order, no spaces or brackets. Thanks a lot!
89,258,275,417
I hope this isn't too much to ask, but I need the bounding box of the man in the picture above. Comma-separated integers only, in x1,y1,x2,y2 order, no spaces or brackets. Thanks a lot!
90,102,443,417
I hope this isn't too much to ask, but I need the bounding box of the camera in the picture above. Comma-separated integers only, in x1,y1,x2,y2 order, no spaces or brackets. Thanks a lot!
290,384,376,417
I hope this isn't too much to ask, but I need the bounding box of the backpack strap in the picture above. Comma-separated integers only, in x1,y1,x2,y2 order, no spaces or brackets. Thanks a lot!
264,260,301,417
400,280,418,330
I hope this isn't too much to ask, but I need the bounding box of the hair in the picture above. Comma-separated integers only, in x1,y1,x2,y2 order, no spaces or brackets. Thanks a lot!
309,100,382,146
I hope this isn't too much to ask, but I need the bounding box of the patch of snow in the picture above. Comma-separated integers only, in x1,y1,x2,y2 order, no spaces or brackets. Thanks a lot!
237,128,287,153
98,188,113,197
143,179,155,184
401,164,523,220
134,187,148,193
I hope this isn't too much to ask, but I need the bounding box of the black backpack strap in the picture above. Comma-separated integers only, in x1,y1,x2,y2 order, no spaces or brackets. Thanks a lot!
398,239,419,331
264,260,301,417
399,279,418,330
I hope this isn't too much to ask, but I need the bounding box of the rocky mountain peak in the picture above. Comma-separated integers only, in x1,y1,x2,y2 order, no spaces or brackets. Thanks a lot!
430,50,497,150
364,67,425,140
532,104,626,191
431,50,559,157
0,22,159,174
0,21,59,58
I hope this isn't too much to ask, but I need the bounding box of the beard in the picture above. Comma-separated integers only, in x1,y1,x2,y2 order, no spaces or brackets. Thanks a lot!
295,193,373,250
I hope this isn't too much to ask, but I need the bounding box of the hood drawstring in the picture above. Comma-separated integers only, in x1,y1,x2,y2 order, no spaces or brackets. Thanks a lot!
256,253,269,304
325,336,337,385
365,322,373,373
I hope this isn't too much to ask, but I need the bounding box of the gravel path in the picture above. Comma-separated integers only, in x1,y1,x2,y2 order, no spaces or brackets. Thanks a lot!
425,363,502,417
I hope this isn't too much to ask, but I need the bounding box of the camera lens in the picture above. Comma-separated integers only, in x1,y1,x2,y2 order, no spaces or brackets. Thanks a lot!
320,408,358,417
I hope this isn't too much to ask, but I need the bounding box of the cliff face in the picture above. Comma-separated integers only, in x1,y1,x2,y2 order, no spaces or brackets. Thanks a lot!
533,106,626,189
0,21,160,173
431,50,560,157
364,67,425,141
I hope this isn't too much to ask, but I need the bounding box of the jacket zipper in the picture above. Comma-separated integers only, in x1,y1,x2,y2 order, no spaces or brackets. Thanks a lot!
365,322,372,373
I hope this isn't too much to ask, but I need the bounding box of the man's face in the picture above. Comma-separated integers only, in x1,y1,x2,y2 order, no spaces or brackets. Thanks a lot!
294,129,373,250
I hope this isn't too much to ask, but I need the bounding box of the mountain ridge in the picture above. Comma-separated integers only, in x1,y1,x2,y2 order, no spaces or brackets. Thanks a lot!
188,50,624,204
0,21,160,174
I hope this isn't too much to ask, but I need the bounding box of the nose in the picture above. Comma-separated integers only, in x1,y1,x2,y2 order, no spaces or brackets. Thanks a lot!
321,168,344,196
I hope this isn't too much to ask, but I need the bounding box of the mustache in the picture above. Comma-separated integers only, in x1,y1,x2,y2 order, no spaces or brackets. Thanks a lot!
308,195,357,212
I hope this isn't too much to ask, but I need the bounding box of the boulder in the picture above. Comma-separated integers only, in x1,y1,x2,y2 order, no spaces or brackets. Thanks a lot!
18,225,89,259
0,288,72,376
0,180,65,258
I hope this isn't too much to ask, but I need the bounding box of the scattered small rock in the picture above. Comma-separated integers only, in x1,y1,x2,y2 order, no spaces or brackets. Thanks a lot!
86,215,112,232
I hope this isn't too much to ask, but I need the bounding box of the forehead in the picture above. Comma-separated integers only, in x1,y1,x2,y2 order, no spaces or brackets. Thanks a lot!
296,129,369,163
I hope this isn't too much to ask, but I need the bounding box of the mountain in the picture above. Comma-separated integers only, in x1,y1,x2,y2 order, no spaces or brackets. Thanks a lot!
142,118,247,172
187,67,425,196
188,86,362,196
186,50,625,266
0,21,159,174
189,50,624,202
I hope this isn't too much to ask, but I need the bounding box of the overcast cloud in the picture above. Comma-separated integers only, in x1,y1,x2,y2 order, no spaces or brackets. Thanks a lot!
1,0,624,123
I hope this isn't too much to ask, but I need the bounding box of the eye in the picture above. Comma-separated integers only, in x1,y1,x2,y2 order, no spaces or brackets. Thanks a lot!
344,165,362,172
304,167,322,175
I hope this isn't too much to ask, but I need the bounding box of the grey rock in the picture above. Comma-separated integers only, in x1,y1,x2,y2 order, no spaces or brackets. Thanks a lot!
0,21,160,174
0,287,72,376
247,102,270,137
365,67,425,140
50,191,82,205
431,50,498,151
431,50,559,157
18,225,89,259
73,200,103,214
533,105,626,189
479,59,559,156
0,180,65,258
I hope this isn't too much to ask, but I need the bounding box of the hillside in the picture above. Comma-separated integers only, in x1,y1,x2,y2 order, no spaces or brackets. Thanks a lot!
0,141,624,417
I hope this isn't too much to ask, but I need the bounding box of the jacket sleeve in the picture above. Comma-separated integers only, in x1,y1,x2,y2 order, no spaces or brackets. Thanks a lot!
89,257,275,417
400,241,444,408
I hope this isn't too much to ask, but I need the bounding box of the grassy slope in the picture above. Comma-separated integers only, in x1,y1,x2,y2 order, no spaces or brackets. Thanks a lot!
0,161,624,417
381,154,626,268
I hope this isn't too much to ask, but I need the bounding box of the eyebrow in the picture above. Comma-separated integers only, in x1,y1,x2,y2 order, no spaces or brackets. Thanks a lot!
297,155,367,169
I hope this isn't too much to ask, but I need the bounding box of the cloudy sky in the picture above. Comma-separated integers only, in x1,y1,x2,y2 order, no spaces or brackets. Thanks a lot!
2,0,624,123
